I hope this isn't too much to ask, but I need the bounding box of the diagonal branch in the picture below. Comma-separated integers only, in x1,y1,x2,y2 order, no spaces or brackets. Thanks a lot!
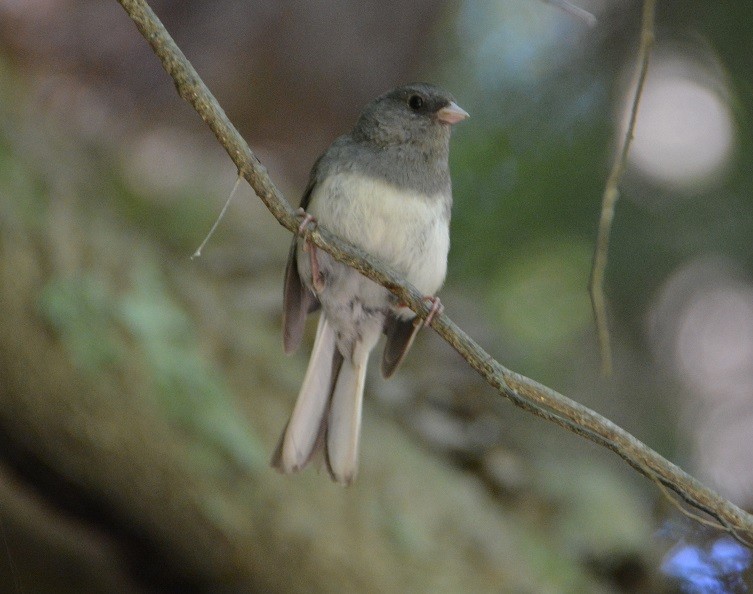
116,0,753,544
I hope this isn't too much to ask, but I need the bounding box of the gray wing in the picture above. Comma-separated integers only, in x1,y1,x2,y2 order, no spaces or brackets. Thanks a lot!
381,313,419,378
282,179,321,354
282,137,355,354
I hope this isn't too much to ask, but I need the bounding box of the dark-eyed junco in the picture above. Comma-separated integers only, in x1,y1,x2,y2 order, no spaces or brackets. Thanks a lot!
271,83,468,485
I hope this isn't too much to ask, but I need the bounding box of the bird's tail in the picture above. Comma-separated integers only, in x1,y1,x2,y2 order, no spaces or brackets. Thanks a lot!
271,314,337,474
325,343,368,485
271,314,367,485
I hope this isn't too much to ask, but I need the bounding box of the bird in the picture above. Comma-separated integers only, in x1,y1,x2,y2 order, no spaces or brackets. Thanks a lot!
271,83,468,485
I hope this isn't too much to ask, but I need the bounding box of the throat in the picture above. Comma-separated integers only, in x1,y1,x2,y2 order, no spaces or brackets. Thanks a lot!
358,142,451,196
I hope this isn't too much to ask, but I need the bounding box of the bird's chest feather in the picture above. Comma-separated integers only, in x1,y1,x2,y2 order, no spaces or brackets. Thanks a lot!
309,173,450,295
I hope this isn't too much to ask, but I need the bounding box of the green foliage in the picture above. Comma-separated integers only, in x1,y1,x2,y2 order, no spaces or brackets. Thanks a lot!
39,276,124,374
488,238,593,354
38,259,265,474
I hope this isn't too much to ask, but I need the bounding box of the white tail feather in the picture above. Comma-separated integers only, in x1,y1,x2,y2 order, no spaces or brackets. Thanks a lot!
327,351,367,485
279,315,336,472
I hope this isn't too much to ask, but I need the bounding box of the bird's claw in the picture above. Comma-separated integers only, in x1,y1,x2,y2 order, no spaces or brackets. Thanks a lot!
296,208,318,240
422,296,443,327
408,296,443,331
295,208,325,293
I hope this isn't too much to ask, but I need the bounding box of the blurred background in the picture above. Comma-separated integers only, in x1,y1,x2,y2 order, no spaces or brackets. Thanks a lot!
0,0,752,592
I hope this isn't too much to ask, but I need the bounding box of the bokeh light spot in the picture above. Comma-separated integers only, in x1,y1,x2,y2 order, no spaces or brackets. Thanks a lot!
625,54,735,192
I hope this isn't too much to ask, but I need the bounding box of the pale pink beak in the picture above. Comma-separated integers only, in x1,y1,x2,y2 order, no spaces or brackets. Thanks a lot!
437,101,469,125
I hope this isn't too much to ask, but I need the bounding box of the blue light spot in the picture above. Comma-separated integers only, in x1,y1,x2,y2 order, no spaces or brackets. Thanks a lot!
661,537,751,594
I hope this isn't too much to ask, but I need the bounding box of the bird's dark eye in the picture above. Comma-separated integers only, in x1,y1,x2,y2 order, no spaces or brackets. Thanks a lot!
408,94,424,110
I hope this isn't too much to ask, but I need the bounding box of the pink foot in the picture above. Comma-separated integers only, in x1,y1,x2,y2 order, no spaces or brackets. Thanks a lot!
296,208,325,293
400,296,443,354
396,296,443,328
296,208,316,235
422,296,444,327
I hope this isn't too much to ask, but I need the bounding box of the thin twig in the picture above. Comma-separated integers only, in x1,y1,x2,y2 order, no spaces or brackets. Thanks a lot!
543,0,597,27
116,0,753,544
192,174,242,259
589,0,656,376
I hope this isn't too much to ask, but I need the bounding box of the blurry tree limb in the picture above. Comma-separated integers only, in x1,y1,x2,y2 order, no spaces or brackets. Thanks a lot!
542,0,597,27
116,0,753,544
589,0,656,376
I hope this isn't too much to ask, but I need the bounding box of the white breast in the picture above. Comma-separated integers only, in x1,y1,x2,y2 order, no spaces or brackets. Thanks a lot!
309,173,450,296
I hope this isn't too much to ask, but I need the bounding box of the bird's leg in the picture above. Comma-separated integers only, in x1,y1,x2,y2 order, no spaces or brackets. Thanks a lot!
396,295,444,353
296,208,325,293
421,296,444,327
395,296,443,328
296,208,317,238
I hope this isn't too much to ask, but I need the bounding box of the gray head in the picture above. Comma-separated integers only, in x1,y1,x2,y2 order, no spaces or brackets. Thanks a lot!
352,83,469,153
